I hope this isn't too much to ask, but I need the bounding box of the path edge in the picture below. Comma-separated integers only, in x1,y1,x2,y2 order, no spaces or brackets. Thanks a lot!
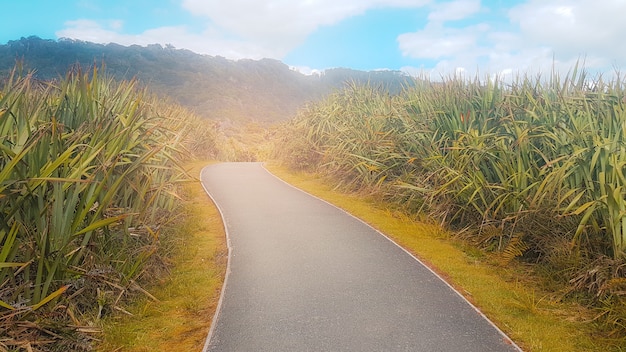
260,162,524,352
200,164,233,352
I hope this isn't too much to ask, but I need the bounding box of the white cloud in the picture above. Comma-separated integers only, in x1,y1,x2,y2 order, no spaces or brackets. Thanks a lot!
428,0,481,22
57,20,122,44
179,0,431,57
398,1,497,77
56,20,276,59
182,0,432,34
484,0,626,78
396,0,626,79
290,65,322,76
398,22,489,60
58,0,431,60
54,0,626,78
509,0,626,61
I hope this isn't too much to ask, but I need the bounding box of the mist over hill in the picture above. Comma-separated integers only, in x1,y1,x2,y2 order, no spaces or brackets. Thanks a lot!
0,36,413,123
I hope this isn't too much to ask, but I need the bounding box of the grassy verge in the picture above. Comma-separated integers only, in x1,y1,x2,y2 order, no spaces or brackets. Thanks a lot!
97,161,227,351
265,162,613,352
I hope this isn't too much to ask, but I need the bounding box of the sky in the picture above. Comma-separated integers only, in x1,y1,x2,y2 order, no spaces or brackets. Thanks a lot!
2,0,625,79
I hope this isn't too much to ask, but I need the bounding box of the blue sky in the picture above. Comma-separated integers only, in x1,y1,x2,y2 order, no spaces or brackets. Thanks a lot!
2,0,625,78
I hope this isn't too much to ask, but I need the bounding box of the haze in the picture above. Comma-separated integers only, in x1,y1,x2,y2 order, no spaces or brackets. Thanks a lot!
3,0,625,78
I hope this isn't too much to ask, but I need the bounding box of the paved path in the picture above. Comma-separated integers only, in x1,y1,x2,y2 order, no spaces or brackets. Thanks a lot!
201,162,521,352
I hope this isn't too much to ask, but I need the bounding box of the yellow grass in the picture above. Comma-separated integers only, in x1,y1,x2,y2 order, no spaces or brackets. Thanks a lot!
265,162,610,352
98,159,615,351
97,161,227,351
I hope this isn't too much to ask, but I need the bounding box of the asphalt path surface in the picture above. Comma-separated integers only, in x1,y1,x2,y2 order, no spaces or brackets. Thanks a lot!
201,162,521,352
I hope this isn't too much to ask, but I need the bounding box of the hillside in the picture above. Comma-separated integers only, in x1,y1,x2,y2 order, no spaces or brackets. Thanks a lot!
0,36,413,123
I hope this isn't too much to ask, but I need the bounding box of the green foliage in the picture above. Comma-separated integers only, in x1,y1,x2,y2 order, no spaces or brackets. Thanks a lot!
0,66,217,350
274,67,626,338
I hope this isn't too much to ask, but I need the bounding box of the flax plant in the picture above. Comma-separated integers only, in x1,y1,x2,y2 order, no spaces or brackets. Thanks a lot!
274,69,626,341
0,66,214,348
275,67,626,282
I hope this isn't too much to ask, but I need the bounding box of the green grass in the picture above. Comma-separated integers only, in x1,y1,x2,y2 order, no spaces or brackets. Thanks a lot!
266,162,615,352
97,161,227,351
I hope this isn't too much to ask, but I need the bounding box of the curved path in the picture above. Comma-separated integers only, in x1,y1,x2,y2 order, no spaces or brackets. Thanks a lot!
201,162,521,352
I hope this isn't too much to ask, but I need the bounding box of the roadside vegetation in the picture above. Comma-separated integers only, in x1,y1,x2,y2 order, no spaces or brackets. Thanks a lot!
97,161,227,352
5,59,626,351
273,67,626,350
265,163,601,351
0,67,219,351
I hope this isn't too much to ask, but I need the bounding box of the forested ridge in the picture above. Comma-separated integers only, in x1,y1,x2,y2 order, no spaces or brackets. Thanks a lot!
0,36,412,123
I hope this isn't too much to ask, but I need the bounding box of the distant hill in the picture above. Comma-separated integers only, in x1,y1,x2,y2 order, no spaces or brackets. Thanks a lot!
0,36,414,123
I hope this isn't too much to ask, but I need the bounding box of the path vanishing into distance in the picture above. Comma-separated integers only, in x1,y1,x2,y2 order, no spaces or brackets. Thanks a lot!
200,162,522,352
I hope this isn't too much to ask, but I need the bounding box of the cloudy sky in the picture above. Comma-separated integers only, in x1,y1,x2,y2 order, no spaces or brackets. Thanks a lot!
2,0,624,78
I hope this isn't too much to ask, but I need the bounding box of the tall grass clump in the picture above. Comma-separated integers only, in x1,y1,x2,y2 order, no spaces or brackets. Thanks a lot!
274,68,626,339
0,66,217,350
275,81,414,189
